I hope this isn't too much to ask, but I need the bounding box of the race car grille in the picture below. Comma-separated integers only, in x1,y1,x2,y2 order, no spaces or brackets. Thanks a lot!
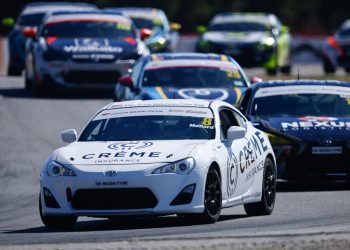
71,188,158,210
64,70,121,84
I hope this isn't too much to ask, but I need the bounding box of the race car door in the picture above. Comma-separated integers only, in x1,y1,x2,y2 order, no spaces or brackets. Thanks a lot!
219,108,252,199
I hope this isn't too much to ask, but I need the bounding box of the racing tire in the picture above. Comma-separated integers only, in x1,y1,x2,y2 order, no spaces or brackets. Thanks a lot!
31,77,45,96
323,57,336,74
39,195,77,229
280,64,292,74
24,71,32,91
244,157,276,216
187,168,222,224
266,67,278,75
7,65,22,76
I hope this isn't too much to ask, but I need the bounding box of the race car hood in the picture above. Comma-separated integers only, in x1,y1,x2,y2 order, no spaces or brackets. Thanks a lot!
252,116,350,141
46,37,138,61
55,140,206,166
203,31,271,44
141,86,246,105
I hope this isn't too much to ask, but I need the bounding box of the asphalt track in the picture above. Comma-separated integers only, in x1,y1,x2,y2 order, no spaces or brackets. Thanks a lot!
0,71,350,249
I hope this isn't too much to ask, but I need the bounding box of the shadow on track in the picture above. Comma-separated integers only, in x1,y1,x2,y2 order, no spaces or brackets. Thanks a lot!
277,180,349,192
0,87,114,100
4,214,247,234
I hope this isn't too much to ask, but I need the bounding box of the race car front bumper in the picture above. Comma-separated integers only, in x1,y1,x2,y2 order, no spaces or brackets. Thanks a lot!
40,163,206,217
35,59,134,90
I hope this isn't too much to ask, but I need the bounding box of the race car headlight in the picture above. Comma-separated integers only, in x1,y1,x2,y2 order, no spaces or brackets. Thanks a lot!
49,161,76,177
258,37,275,50
152,157,195,175
347,140,350,149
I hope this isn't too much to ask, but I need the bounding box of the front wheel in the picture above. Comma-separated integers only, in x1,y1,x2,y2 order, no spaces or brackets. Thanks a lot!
39,195,77,229
244,157,276,216
187,168,222,224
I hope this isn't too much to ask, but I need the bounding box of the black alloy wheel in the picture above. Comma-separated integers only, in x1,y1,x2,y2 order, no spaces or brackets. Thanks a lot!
244,157,276,216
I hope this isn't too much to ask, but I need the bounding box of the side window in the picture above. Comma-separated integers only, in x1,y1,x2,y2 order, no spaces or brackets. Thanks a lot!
219,108,240,139
233,111,247,128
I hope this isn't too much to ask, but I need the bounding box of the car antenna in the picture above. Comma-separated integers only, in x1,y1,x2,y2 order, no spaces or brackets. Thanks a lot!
297,68,300,80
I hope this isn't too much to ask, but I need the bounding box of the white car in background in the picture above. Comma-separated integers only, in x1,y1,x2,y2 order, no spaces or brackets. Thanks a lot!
39,99,276,229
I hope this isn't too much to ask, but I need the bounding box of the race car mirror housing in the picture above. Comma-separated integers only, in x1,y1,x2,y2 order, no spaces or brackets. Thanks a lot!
23,27,37,38
119,75,134,88
140,28,152,41
61,129,77,143
227,126,246,143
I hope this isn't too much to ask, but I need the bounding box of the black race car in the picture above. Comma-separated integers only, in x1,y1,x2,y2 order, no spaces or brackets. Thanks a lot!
24,11,149,94
238,80,350,181
196,12,292,75
7,2,96,76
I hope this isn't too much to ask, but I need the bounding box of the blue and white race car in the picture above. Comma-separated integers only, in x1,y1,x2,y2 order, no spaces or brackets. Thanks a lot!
114,53,251,105
7,2,96,76
39,99,276,229
24,11,149,94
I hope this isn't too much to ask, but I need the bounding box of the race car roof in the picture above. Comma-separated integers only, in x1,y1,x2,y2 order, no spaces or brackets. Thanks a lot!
106,7,160,19
250,80,350,93
22,2,96,15
45,12,132,25
211,12,271,24
104,99,212,110
145,59,240,71
149,53,231,62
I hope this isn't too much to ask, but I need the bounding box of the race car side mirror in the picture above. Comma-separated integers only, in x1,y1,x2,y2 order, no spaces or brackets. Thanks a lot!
140,28,152,41
119,75,133,88
227,126,246,143
250,76,263,84
23,27,37,38
61,129,77,143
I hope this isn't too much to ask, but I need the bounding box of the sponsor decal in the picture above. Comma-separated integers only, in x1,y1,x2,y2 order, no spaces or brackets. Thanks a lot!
239,131,268,175
227,153,238,197
63,39,123,53
189,124,215,129
95,180,128,186
177,88,229,101
281,116,350,131
108,141,153,150
246,160,264,181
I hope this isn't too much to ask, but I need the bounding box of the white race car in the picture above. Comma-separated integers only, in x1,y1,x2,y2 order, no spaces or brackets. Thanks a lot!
39,99,276,228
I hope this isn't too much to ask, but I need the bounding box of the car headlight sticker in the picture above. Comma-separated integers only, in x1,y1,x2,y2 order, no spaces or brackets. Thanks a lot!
152,157,195,175
49,161,76,177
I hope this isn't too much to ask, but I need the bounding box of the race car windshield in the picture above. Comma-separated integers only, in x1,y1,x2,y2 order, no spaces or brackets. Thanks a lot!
79,115,215,141
143,66,246,87
209,22,269,32
252,94,350,117
18,13,45,27
338,28,350,37
131,17,163,30
41,21,135,38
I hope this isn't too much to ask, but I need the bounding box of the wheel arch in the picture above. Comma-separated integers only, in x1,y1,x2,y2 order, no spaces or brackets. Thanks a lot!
209,161,221,181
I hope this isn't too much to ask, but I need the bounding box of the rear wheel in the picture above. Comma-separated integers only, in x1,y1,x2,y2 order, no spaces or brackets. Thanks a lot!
7,65,22,76
39,194,77,229
244,157,276,216
323,57,336,73
187,168,222,224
